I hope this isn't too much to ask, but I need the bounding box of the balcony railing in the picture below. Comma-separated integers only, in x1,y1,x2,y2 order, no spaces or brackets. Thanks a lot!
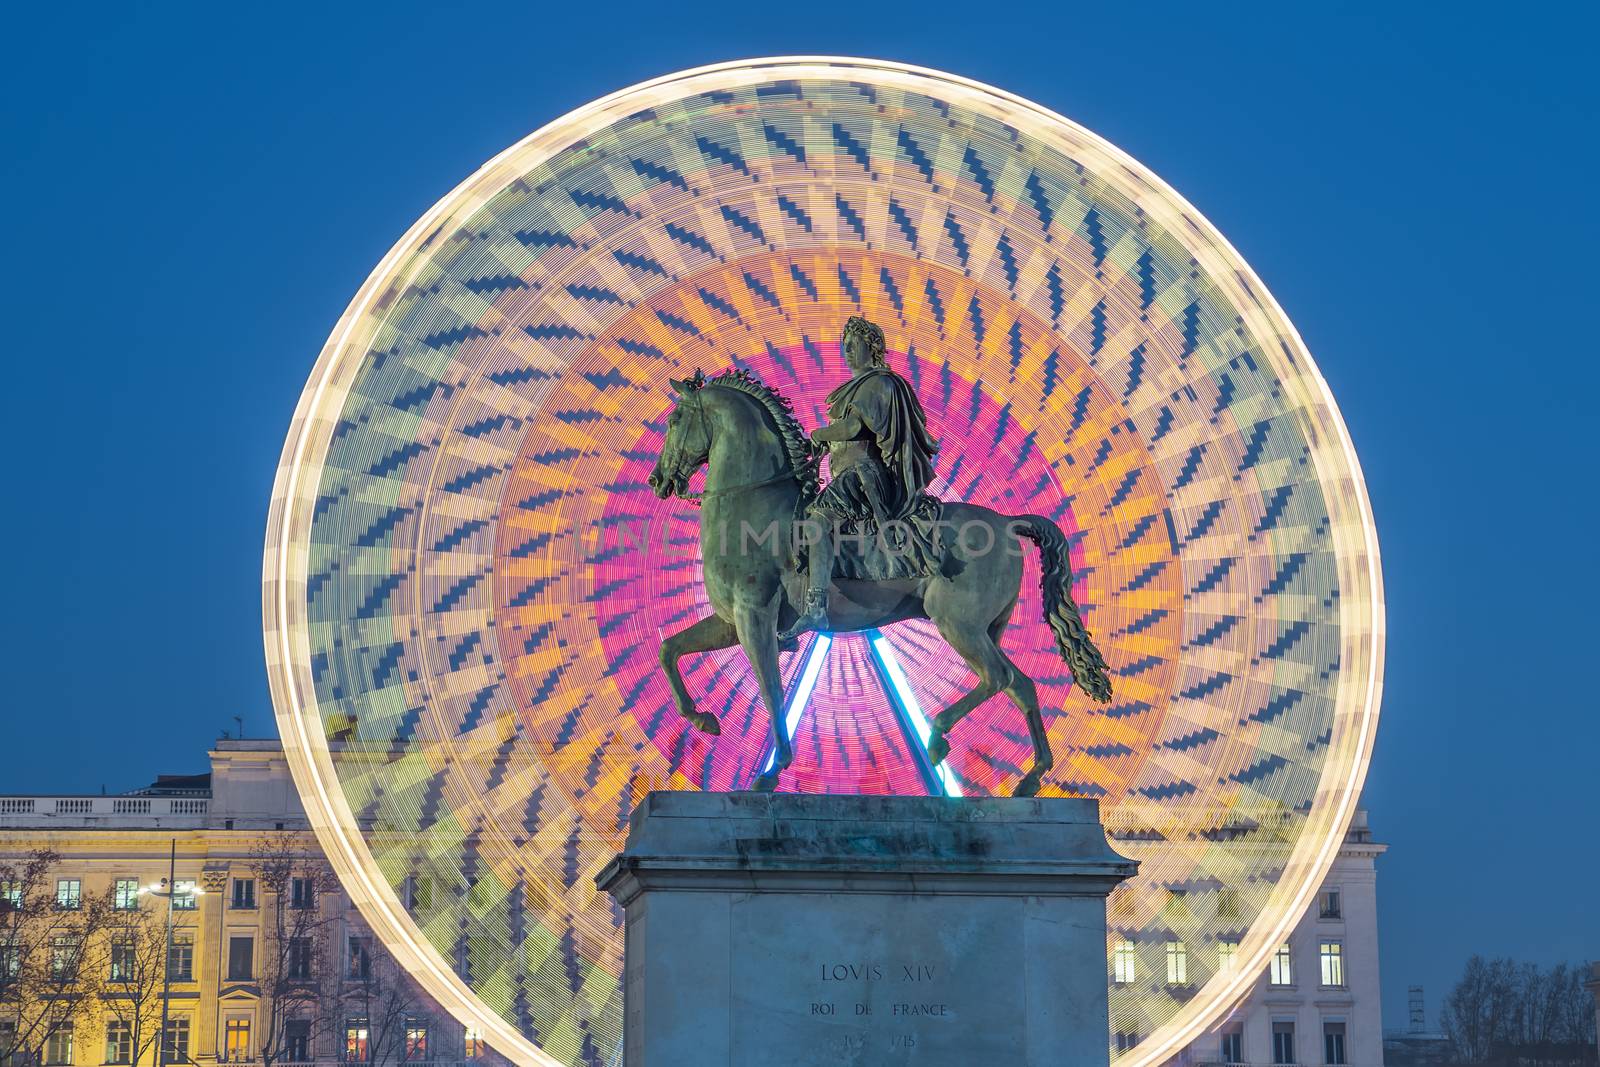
0,794,211,826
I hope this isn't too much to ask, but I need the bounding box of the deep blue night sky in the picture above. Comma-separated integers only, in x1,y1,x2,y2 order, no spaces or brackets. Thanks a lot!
3,1,1595,1033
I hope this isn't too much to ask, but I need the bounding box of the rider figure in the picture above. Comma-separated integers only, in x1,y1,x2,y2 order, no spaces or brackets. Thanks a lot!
778,316,939,642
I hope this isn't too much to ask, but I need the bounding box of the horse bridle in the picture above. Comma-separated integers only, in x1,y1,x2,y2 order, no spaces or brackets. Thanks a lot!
669,387,817,505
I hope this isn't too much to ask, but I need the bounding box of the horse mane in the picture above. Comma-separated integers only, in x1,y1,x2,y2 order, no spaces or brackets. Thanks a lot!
698,368,820,501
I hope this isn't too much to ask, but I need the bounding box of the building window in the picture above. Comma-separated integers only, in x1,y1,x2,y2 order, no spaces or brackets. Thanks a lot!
1217,888,1240,919
1112,939,1137,984
1271,1020,1296,1065
1217,939,1239,972
1219,1025,1243,1064
114,878,140,911
171,880,198,911
1,945,19,979
1324,1020,1348,1065
463,1025,485,1060
344,1019,369,1062
55,879,81,910
285,1020,312,1062
228,936,255,981
1320,940,1346,987
1269,940,1293,986
224,1018,252,1062
1114,1031,1140,1052
403,1020,428,1061
162,1018,190,1064
0,880,21,910
288,937,314,981
290,877,316,911
348,937,372,980
231,878,257,910
105,1021,133,1065
110,938,137,982
167,933,195,982
44,1025,73,1065
50,935,81,979
1165,941,1188,985
1319,888,1342,919
400,875,432,914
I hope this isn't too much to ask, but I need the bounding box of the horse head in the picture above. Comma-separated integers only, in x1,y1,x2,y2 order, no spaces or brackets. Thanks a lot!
648,369,711,500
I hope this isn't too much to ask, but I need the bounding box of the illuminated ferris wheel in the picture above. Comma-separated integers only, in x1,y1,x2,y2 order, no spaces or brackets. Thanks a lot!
264,58,1383,1067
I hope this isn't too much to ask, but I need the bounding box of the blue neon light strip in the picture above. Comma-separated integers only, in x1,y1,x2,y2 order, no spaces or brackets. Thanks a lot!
755,633,832,778
867,630,963,798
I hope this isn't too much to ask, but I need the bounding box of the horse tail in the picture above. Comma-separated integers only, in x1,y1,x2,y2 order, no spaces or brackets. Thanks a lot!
1010,515,1113,703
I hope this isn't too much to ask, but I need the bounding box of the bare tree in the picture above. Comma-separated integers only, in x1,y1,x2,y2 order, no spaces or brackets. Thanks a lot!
96,898,171,1067
337,932,426,1067
247,833,341,1067
0,849,114,1067
1442,955,1599,1064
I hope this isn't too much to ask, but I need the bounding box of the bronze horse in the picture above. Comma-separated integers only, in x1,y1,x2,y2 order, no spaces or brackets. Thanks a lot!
646,369,1112,796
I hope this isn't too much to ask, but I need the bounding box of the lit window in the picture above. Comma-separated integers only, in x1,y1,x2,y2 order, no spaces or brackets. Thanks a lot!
44,1025,73,1065
345,1019,370,1062
167,934,195,982
1319,888,1342,919
224,1018,252,1062
1218,939,1239,971
171,880,198,910
231,879,256,910
50,935,81,979
1320,940,1345,987
114,879,140,910
348,937,371,980
1269,941,1293,986
55,879,81,910
110,938,137,982
404,1020,428,1061
1166,941,1188,984
106,1022,133,1065
228,937,255,981
463,1025,485,1060
1324,1020,1347,1065
162,1018,190,1064
1113,939,1137,984
1220,1026,1243,1064
1271,1020,1295,1064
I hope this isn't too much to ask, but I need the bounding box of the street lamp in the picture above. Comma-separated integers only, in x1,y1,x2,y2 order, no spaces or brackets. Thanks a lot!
139,842,204,1067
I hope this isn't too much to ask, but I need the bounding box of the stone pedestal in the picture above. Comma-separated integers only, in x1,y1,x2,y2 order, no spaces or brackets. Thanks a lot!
595,792,1136,1067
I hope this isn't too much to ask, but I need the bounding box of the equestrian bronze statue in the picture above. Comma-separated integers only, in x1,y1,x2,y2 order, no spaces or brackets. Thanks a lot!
646,315,1112,796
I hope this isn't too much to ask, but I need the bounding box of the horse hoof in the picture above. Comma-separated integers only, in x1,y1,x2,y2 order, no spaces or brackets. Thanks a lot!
687,712,721,736
927,734,950,767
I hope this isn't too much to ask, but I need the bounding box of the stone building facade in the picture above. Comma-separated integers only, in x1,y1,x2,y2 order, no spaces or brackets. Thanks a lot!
0,741,505,1067
1167,811,1388,1067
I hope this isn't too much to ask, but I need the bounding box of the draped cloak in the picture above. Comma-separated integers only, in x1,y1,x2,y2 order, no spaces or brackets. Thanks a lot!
806,366,943,580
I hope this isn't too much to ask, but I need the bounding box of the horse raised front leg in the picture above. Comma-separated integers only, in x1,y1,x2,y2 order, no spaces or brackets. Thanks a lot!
733,605,790,792
658,613,738,735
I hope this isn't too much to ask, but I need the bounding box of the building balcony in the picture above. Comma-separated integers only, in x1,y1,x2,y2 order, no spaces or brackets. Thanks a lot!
0,793,209,828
